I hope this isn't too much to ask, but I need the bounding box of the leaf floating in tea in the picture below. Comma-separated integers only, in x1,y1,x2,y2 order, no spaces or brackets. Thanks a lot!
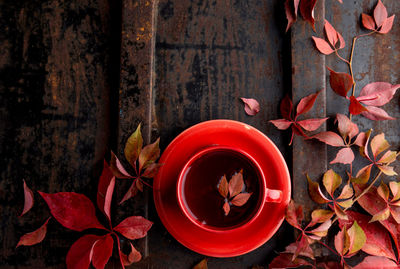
217,169,252,216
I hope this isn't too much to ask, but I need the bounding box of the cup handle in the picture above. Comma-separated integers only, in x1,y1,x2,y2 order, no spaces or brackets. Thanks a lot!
265,188,283,203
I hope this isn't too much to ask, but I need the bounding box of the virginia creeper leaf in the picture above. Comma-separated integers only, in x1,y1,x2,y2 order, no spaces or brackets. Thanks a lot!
336,113,359,139
280,94,293,120
296,90,321,117
308,220,332,238
311,210,334,224
20,179,34,217
138,138,160,172
324,20,338,47
241,98,260,116
347,220,366,255
357,82,400,107
362,106,395,120
119,180,139,204
286,200,303,229
193,258,208,269
353,256,398,269
269,119,293,130
307,174,328,204
114,216,153,240
378,150,397,164
120,241,141,265
284,0,297,32
374,0,388,28
334,204,349,220
312,37,334,55
283,241,314,260
352,165,372,185
269,253,312,269
377,182,390,201
97,160,115,221
337,184,354,200
379,15,395,34
297,118,328,131
299,0,317,31
92,234,113,269
231,193,252,206
110,152,131,178
330,147,355,165
39,192,105,231
354,132,367,147
66,234,101,269
361,13,376,30
370,208,390,223
370,133,389,159
16,217,51,247
310,131,345,147
327,67,353,97
389,181,400,201
124,124,143,167
141,163,163,178
229,170,244,197
349,96,368,115
334,226,349,255
323,169,342,197
378,165,397,176
218,175,228,198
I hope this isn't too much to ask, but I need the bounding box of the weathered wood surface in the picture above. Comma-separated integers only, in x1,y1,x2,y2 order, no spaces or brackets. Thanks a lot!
1,0,399,268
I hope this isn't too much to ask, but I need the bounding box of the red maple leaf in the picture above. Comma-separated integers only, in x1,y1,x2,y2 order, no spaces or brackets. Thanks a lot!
269,91,328,145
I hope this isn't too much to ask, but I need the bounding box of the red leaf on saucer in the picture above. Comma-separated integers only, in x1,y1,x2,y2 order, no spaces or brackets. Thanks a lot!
241,98,260,116
228,170,244,197
218,175,229,198
231,193,252,206
114,216,153,240
20,179,34,217
16,217,51,247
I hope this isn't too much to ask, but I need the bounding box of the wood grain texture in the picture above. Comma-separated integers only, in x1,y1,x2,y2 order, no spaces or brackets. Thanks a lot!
0,0,110,267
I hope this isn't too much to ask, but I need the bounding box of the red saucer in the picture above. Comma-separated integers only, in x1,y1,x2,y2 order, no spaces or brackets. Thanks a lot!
153,120,291,257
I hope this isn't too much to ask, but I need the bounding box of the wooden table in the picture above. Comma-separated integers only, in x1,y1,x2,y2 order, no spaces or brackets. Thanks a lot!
1,0,399,268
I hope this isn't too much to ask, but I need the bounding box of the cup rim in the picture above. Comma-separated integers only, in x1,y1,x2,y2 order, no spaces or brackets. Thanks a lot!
176,145,269,233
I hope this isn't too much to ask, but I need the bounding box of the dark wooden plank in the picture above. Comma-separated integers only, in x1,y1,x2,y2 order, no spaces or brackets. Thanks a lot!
134,0,293,267
291,0,327,218
0,0,111,267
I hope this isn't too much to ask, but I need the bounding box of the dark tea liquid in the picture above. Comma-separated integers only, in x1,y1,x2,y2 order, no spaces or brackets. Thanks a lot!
181,149,262,228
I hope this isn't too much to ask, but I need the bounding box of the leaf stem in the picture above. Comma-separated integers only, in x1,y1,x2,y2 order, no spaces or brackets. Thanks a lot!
352,170,383,204
318,240,339,256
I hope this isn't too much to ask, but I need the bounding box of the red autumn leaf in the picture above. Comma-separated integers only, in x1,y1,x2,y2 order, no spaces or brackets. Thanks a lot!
97,160,115,221
284,0,300,32
357,82,400,107
361,13,376,30
312,37,335,55
353,164,372,185
299,0,317,31
307,220,332,240
390,181,400,201
241,97,260,116
336,113,359,139
349,96,368,115
296,90,321,117
370,133,389,159
334,226,348,255
228,170,244,197
291,124,308,144
361,106,395,120
322,169,342,197
327,67,353,97
16,217,51,247
66,234,101,269
268,253,312,269
374,0,388,28
324,20,345,49
124,124,143,167
135,178,144,192
340,211,397,261
330,147,355,165
20,179,34,217
231,193,252,206
379,15,395,34
286,200,304,229
120,241,142,265
280,94,293,120
110,151,131,179
311,209,334,224
317,261,342,269
218,175,229,198
293,235,312,261
193,258,208,269
223,201,230,216
310,131,345,147
138,138,160,172
114,216,153,240
141,163,163,178
92,234,113,269
353,256,398,269
119,180,140,204
283,241,315,259
297,118,328,131
39,191,105,232
269,119,293,130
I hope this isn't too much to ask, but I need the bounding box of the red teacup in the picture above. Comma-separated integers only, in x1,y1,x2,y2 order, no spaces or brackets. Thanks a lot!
177,145,282,232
